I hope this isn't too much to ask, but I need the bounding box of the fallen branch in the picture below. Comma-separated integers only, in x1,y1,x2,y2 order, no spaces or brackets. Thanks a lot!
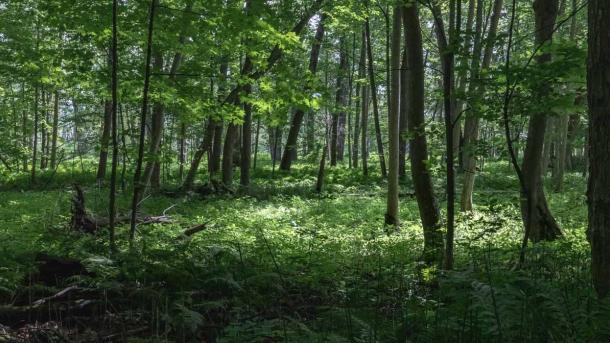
32,285,80,307
181,223,208,237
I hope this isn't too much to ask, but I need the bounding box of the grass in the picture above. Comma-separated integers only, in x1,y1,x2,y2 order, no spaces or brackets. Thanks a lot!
0,158,608,342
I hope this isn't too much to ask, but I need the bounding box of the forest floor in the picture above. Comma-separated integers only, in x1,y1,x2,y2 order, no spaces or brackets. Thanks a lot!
1,160,607,342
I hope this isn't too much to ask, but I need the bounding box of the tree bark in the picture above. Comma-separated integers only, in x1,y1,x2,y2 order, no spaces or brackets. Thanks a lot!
587,0,610,298
222,123,238,186
403,3,443,265
520,0,562,242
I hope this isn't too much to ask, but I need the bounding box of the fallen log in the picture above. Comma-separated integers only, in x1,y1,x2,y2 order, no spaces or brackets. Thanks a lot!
70,184,175,232
182,223,207,237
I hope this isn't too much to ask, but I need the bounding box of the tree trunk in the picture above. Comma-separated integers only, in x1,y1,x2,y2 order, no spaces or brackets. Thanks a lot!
182,118,215,190
552,0,579,192
119,104,128,191
209,61,229,176
315,145,327,193
280,14,326,170
331,37,348,166
365,19,387,178
431,1,456,269
178,122,186,181
240,77,253,187
142,51,165,190
361,85,369,176
455,0,477,171
31,85,39,183
587,0,610,298
130,0,158,243
386,6,402,227
398,48,408,178
353,29,365,169
520,0,562,243
460,0,502,211
542,126,553,175
97,100,112,182
108,0,119,252
222,122,238,186
50,90,59,169
552,115,569,192
403,3,443,265
223,43,253,186
40,91,47,170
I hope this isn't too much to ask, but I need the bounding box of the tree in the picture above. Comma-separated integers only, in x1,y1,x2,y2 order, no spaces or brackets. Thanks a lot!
403,1,442,265
49,90,59,169
330,37,348,167
398,47,408,178
385,6,401,227
280,14,326,171
587,0,610,298
209,59,229,177
430,0,456,270
460,0,503,211
96,100,111,183
520,0,562,242
108,0,119,252
361,74,370,176
130,0,158,243
240,80,253,187
552,0,580,193
31,85,39,183
365,18,387,178
352,29,365,169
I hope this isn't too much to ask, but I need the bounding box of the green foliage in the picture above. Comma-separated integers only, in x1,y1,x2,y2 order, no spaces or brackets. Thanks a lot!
0,161,606,341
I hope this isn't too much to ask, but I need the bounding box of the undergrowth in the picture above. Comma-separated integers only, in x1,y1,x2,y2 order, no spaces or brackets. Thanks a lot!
0,160,607,342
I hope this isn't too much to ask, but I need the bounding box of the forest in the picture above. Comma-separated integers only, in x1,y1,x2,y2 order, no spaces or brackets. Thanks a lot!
0,0,609,341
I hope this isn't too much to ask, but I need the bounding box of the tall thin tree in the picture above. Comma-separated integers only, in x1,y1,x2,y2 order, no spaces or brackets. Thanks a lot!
364,19,388,178
386,6,402,226
129,0,158,243
108,0,119,252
